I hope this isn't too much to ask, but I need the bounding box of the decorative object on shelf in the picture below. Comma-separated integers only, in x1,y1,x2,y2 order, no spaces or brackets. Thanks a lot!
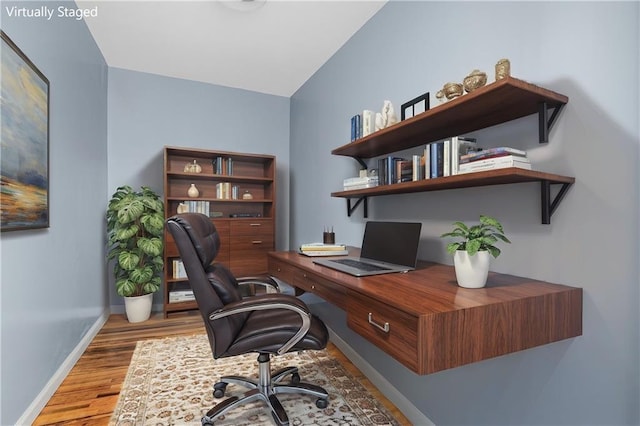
187,183,199,198
1,31,50,232
440,215,510,288
435,82,464,102
495,58,511,80
463,69,488,93
374,100,398,131
106,185,164,323
184,160,202,173
176,202,188,214
242,190,253,200
400,92,430,121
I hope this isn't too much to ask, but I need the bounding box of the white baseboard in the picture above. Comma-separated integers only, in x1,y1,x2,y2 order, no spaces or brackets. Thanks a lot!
16,308,110,425
328,328,435,426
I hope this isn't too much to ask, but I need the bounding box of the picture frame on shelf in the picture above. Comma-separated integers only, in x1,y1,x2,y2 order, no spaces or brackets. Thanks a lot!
400,92,430,121
1,31,50,232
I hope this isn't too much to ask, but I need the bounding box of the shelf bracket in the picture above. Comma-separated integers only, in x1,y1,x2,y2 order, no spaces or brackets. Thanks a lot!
346,197,368,218
538,101,565,143
353,157,367,169
540,180,572,224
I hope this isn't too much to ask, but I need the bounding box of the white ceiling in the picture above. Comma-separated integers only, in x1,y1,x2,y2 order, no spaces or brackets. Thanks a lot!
77,0,387,97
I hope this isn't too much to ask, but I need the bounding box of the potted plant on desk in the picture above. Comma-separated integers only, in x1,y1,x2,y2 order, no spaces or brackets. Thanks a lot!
107,185,164,322
441,215,510,288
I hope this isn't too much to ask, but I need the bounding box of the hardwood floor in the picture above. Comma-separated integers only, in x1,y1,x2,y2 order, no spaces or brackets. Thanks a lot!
34,313,411,425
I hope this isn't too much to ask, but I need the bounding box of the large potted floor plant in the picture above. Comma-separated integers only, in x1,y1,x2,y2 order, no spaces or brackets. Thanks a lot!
441,215,510,288
107,185,164,322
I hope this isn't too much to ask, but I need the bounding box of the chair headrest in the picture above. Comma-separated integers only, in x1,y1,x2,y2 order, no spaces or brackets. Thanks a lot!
168,213,220,267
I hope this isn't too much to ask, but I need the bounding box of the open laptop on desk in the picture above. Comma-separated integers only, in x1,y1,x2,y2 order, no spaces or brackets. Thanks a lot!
313,221,422,277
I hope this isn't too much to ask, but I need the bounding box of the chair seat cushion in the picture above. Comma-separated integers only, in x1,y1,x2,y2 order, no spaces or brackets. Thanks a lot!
223,309,328,356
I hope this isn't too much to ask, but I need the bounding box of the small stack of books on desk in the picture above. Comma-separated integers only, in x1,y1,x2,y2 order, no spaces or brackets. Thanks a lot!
299,243,348,257
458,147,531,174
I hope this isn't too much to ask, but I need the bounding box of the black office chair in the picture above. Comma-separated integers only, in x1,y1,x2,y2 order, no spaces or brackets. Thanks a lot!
166,213,329,426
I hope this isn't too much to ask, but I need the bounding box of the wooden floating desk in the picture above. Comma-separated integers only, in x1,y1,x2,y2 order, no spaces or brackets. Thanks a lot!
268,248,582,375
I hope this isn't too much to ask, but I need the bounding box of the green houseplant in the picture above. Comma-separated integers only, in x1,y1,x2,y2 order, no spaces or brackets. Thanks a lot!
441,215,510,288
107,185,164,322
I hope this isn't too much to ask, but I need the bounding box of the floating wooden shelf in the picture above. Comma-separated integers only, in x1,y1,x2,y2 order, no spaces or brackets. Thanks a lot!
330,77,573,224
332,76,568,160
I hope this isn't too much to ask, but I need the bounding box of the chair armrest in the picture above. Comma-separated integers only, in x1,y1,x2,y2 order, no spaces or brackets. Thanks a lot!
237,276,281,293
209,294,311,355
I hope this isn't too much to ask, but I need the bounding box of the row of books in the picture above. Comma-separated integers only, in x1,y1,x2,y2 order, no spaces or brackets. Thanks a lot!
375,136,479,185
212,156,233,176
179,200,211,215
171,259,187,279
215,182,240,199
299,242,348,257
350,110,375,141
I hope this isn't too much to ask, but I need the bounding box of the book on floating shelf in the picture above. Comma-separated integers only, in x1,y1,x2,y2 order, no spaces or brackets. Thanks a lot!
458,155,531,174
460,146,526,164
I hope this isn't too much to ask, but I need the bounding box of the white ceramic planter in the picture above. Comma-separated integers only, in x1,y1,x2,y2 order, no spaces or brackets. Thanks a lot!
453,250,491,288
124,293,153,323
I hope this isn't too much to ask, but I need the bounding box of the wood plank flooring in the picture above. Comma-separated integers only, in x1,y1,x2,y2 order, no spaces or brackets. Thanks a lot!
34,313,411,425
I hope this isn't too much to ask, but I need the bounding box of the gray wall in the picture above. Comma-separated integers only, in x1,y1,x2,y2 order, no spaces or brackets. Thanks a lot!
292,2,639,425
107,68,291,309
0,2,109,424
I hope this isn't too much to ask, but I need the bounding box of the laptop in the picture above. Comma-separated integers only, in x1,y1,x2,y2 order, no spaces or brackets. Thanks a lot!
313,221,422,277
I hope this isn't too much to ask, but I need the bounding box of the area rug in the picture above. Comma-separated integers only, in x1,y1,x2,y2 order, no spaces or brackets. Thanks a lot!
110,334,401,425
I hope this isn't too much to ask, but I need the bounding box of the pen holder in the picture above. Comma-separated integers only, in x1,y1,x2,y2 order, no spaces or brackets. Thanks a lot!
323,232,335,244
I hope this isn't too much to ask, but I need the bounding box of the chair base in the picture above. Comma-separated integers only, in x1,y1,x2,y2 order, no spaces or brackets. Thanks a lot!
202,353,329,426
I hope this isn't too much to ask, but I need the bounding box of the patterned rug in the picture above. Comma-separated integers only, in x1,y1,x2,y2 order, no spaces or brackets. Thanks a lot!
110,334,401,425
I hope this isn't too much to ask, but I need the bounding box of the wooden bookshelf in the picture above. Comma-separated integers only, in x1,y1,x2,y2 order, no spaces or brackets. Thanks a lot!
163,146,276,317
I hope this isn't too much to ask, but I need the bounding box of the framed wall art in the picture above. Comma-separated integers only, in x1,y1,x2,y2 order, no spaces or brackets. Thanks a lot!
401,92,430,121
1,30,50,232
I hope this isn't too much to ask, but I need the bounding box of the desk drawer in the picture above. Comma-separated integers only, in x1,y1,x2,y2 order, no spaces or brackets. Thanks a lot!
268,257,296,284
294,270,346,310
346,289,419,372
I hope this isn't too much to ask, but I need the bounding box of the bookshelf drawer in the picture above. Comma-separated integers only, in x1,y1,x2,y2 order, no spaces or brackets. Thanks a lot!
230,251,269,276
346,289,419,372
230,219,273,237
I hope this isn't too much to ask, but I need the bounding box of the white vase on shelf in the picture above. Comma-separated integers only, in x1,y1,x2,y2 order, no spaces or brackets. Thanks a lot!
187,184,199,198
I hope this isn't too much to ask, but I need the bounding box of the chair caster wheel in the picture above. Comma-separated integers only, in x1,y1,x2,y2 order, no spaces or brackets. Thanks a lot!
290,372,301,384
315,398,328,409
213,382,227,398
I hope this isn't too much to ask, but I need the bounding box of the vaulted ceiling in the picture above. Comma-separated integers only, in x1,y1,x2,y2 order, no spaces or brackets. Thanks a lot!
77,0,387,97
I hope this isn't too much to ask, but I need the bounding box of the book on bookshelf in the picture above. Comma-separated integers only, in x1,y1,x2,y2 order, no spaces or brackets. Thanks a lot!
423,145,431,180
443,139,451,177
172,259,187,279
458,155,531,173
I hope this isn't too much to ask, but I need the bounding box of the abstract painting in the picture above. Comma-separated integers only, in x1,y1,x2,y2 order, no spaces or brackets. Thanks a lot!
1,31,50,231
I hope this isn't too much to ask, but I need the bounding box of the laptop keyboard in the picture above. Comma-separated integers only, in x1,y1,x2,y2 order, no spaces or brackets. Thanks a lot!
333,259,390,271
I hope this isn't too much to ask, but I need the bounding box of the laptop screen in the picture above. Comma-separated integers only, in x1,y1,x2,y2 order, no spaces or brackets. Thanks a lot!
360,221,422,267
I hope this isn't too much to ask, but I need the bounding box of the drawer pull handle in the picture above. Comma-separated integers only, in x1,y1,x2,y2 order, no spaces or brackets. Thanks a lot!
368,313,390,333
252,240,262,244
250,223,261,227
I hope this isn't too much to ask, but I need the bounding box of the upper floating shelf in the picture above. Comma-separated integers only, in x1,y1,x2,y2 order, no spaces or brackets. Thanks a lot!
331,77,569,160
